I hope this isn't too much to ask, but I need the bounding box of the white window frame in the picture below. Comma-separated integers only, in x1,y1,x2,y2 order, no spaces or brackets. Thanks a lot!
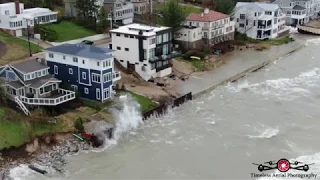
82,72,86,79
54,65,58,75
63,55,66,60
84,88,89,94
92,73,101,83
69,68,73,74
103,72,112,83
104,88,110,99
49,53,54,58
96,88,101,100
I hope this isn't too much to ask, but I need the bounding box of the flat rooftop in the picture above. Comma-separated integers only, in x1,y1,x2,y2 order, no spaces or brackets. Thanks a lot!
110,23,170,37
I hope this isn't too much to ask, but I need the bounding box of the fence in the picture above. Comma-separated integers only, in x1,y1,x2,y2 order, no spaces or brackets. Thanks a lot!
143,92,192,120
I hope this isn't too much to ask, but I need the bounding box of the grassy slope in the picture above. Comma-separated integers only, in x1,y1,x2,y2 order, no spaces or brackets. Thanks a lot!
0,31,42,64
0,108,64,150
127,91,157,113
45,21,96,42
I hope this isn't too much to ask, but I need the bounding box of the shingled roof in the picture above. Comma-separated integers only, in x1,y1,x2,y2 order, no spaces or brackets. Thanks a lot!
186,9,229,22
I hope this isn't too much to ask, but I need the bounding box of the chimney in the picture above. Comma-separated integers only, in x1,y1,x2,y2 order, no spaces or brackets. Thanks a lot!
204,8,209,14
15,1,20,14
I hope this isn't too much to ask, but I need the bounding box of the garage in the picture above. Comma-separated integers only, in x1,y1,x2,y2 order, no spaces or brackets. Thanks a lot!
15,29,22,37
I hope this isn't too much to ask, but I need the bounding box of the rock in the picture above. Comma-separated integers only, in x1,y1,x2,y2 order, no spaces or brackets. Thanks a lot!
83,144,90,150
204,56,209,60
69,146,79,153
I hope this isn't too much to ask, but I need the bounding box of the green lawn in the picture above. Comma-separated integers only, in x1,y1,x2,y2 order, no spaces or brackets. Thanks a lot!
45,21,96,42
181,4,202,14
127,91,158,113
0,31,42,65
189,59,208,72
0,107,63,150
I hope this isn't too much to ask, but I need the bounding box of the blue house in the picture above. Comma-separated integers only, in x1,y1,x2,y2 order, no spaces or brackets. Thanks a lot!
45,43,121,102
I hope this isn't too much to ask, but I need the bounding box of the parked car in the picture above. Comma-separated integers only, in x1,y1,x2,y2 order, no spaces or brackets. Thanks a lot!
81,40,94,45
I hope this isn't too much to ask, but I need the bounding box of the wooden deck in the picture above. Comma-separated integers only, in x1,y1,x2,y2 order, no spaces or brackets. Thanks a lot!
298,20,320,35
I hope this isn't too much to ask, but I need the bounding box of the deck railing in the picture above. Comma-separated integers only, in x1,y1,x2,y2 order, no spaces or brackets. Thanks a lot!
113,71,121,81
19,88,75,106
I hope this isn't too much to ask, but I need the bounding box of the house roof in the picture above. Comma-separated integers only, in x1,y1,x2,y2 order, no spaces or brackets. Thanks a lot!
109,23,170,36
45,44,114,60
236,2,279,11
10,59,48,74
6,81,24,89
25,75,61,89
292,5,306,10
186,9,229,22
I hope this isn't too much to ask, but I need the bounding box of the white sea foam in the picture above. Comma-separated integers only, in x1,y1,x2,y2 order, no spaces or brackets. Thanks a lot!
227,68,320,100
248,127,279,139
206,121,216,125
9,94,144,180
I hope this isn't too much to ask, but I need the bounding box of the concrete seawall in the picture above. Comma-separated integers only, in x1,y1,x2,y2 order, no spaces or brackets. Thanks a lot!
179,41,305,99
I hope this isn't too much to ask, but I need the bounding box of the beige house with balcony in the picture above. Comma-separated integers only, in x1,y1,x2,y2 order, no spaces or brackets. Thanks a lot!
0,58,75,115
175,8,235,51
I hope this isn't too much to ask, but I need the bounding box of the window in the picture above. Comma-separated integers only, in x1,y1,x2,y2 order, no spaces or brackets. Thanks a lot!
5,10,9,15
103,61,106,67
156,35,162,44
97,62,100,66
92,73,101,83
150,38,155,45
82,60,85,64
42,70,46,75
163,44,169,55
143,49,147,60
255,12,257,16
203,32,208,38
82,72,86,79
73,57,78,63
130,35,134,38
163,33,168,42
240,14,245,19
37,71,41,77
103,73,112,82
49,53,54,58
239,24,245,28
125,48,129,51
117,46,121,50
124,34,128,38
71,85,78,92
31,73,35,79
69,68,73,74
104,88,110,99
237,18,239,22
274,18,277,24
246,20,248,26
63,56,66,60
96,88,101,100
151,62,155,70
54,65,58,74
253,20,256,26
265,11,272,15
116,33,120,36
84,88,89,94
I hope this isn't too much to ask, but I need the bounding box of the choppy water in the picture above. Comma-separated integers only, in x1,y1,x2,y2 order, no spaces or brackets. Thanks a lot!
10,35,320,179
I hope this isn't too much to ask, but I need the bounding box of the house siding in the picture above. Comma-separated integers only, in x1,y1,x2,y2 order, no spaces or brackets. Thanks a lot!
47,61,113,102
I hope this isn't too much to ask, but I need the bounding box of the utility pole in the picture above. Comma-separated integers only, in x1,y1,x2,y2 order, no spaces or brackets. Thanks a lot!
26,19,32,57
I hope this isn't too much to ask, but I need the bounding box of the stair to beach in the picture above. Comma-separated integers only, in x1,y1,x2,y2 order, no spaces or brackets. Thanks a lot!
14,96,30,115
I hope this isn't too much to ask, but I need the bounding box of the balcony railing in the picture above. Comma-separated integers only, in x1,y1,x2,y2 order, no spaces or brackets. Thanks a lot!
113,71,121,81
19,88,75,106
257,25,272,29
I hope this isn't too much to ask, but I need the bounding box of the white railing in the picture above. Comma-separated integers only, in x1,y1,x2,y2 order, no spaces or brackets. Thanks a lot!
257,25,272,29
113,71,121,81
19,88,75,106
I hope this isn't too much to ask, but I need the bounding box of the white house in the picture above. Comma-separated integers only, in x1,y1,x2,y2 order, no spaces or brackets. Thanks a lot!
234,2,289,40
175,8,235,51
0,1,58,37
273,0,320,26
132,0,152,15
109,23,173,81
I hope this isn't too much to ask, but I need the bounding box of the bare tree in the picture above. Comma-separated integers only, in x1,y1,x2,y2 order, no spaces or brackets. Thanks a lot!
0,79,8,106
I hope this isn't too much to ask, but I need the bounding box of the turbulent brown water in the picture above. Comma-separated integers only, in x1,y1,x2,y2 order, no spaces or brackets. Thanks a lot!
10,33,320,180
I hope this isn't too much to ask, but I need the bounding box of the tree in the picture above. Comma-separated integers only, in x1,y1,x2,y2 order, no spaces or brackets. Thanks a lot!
0,79,7,106
161,0,186,36
75,0,99,30
96,6,109,33
215,0,234,14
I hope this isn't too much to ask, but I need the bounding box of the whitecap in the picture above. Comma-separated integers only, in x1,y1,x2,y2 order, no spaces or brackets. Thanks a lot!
206,121,216,125
248,128,279,139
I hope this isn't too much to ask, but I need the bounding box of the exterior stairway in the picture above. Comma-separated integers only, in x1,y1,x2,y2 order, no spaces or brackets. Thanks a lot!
14,96,30,115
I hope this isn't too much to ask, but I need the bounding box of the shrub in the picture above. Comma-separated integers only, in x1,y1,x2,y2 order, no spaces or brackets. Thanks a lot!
74,117,84,132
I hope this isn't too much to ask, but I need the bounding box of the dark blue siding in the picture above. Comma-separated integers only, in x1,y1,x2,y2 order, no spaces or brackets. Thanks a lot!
102,68,113,89
47,61,113,102
79,68,90,85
